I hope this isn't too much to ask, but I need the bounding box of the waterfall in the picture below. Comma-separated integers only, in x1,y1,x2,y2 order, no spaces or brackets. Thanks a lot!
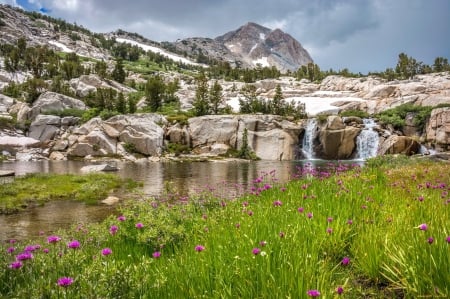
302,118,318,159
356,119,380,159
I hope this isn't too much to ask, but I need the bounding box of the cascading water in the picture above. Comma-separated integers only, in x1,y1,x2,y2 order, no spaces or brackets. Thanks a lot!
302,118,318,159
356,119,380,159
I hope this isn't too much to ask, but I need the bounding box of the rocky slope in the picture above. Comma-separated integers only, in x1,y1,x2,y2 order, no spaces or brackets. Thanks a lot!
1,73,449,161
0,5,109,60
172,22,313,72
0,5,312,72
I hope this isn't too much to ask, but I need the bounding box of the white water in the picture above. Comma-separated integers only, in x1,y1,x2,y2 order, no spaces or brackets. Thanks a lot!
356,119,379,159
302,118,318,159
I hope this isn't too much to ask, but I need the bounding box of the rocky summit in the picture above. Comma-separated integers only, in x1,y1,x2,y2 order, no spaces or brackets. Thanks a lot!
172,22,313,72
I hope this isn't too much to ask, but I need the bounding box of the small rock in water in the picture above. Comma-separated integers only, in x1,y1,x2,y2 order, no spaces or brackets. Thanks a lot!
101,196,120,205
80,164,119,173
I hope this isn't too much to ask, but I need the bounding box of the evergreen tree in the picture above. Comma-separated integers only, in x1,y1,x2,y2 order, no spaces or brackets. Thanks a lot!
116,92,127,114
272,84,284,115
111,58,126,83
95,60,108,78
209,80,223,114
192,73,210,116
433,57,450,72
145,75,165,112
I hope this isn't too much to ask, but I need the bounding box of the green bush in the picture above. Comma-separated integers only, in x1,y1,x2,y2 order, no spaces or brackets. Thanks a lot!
376,103,450,131
42,108,85,118
166,142,191,156
123,142,137,154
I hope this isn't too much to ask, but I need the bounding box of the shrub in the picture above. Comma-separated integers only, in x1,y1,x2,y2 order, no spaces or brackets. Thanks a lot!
42,108,85,118
123,142,137,154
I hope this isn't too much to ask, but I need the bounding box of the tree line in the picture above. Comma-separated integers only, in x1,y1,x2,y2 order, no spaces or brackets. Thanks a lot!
294,53,450,82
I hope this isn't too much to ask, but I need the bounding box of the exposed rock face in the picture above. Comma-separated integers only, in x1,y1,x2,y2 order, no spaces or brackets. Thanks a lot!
0,135,40,155
69,75,136,98
28,115,61,141
187,115,302,160
0,94,14,114
378,135,421,155
173,22,313,72
67,114,166,157
0,5,109,60
425,107,450,151
320,73,450,114
28,92,86,121
317,116,361,159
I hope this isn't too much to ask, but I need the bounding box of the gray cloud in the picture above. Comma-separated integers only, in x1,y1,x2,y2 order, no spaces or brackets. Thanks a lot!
2,0,449,73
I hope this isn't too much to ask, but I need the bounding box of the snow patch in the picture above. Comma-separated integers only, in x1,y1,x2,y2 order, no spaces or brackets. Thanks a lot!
249,43,258,54
286,96,366,117
226,95,365,116
259,33,266,40
48,40,74,53
116,38,202,66
252,57,270,67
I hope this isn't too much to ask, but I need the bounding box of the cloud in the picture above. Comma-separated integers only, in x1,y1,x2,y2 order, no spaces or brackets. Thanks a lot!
2,0,449,73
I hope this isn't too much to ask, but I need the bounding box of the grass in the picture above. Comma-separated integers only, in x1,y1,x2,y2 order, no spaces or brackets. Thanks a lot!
0,158,449,298
0,173,136,214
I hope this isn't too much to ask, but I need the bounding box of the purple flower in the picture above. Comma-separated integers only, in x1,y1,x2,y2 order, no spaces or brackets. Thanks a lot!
195,245,205,252
273,200,282,207
24,245,40,252
43,248,49,254
446,236,450,243
252,247,261,255
418,223,428,231
247,210,254,216
9,261,23,269
152,251,161,258
67,240,80,249
57,277,74,287
47,235,61,244
336,286,344,295
327,217,333,223
117,215,126,221
347,219,353,225
101,248,112,256
109,225,119,235
326,228,333,234
307,212,313,219
16,252,33,261
307,289,321,297
235,223,241,229
428,237,434,244
341,256,350,266
298,207,304,213
135,223,144,229
418,196,424,202
7,247,15,254
259,240,267,247
9,239,16,244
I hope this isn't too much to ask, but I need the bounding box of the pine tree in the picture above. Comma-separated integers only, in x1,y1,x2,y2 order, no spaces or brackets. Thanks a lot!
209,80,223,114
193,73,210,116
272,84,284,115
111,58,126,83
145,75,165,112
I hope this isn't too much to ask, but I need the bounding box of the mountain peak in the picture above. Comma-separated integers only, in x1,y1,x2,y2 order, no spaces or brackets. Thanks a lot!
213,22,313,72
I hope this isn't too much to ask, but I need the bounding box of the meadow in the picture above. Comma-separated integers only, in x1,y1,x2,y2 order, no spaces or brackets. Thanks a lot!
1,156,449,298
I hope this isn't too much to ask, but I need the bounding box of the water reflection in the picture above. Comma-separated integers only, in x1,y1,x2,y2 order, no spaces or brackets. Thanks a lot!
0,159,363,241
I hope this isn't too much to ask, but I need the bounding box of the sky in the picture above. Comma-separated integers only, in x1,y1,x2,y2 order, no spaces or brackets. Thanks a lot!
1,0,449,74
